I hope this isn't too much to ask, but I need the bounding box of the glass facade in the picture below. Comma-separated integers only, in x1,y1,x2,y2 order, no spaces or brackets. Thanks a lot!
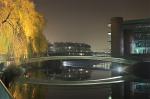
131,33,150,54
122,19,150,55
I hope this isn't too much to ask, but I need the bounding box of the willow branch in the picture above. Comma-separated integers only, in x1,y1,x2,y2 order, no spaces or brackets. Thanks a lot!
2,10,12,24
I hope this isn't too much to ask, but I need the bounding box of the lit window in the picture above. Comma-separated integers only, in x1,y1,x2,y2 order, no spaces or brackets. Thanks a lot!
79,53,84,56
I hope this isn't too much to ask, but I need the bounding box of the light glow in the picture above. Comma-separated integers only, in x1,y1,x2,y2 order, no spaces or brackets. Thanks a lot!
116,67,123,73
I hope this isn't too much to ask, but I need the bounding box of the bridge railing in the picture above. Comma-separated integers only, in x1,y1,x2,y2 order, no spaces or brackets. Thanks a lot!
0,80,13,99
26,56,137,65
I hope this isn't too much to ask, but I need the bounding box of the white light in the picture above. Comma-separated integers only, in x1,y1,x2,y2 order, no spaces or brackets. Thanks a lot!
79,53,84,56
93,65,96,67
108,96,112,99
85,70,89,73
68,46,71,49
68,69,71,72
86,76,122,82
63,61,68,66
117,67,123,73
79,68,83,72
53,80,124,86
107,23,111,28
108,32,111,35
68,74,71,78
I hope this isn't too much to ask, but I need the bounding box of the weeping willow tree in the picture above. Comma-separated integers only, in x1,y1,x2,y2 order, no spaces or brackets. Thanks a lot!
0,0,48,64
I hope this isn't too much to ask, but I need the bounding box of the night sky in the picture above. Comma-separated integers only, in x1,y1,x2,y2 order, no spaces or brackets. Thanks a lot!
34,0,150,51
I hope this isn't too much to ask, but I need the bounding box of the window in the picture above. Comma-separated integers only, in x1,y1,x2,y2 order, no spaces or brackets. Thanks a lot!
131,33,150,54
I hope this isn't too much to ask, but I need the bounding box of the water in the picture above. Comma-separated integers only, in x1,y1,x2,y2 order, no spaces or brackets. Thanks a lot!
3,60,150,99
9,69,113,99
0,80,13,99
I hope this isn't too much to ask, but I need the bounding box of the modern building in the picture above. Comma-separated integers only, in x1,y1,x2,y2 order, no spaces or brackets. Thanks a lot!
48,42,92,56
110,17,150,99
111,17,150,61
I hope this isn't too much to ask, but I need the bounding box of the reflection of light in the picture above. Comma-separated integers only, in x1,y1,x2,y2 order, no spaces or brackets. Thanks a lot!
68,69,71,72
50,46,53,48
116,67,123,73
54,80,124,86
86,76,122,82
79,68,83,72
93,65,96,67
68,46,71,49
6,61,11,66
85,70,89,73
136,49,139,54
79,53,84,56
108,96,112,99
68,74,71,78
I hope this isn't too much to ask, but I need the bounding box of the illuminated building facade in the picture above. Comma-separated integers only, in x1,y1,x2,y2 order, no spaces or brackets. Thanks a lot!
48,42,92,56
111,17,150,60
111,17,150,99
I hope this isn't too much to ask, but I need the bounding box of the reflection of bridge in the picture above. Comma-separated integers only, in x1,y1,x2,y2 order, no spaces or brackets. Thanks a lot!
27,76,124,86
27,56,137,65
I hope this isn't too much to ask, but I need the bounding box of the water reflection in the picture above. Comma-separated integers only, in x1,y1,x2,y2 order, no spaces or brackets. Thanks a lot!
7,60,112,99
23,65,92,81
61,67,91,80
4,61,150,99
10,83,111,99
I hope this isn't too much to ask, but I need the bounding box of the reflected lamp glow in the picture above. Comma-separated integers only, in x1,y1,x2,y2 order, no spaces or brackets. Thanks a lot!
79,68,83,72
93,65,96,67
85,70,89,73
108,96,112,99
68,46,71,49
116,67,123,73
79,53,84,56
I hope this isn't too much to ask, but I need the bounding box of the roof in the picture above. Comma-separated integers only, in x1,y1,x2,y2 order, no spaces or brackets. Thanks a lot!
123,18,150,25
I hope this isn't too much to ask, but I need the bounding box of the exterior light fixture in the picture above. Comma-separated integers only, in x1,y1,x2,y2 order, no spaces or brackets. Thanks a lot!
108,32,111,36
107,23,111,28
63,61,68,66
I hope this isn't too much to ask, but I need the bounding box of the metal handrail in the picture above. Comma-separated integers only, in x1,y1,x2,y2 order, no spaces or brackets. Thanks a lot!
0,80,14,99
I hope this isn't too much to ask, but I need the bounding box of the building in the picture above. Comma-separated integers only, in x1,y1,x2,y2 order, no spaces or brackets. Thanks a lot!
48,42,92,56
110,17,150,99
111,17,150,61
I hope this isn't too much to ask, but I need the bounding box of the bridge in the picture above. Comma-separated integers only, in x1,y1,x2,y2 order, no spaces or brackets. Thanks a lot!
26,56,137,65
0,80,13,99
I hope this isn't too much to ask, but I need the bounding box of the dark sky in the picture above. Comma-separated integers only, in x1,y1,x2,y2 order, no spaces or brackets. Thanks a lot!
34,0,150,51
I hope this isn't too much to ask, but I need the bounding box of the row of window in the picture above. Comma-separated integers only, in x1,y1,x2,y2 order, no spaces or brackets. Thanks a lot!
48,52,92,56
131,32,150,54
48,43,92,56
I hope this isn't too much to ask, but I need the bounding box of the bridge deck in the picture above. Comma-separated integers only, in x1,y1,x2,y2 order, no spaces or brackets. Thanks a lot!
26,56,137,65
